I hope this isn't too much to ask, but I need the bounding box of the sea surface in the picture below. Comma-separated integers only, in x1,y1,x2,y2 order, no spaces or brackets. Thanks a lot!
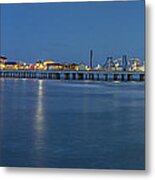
0,79,145,169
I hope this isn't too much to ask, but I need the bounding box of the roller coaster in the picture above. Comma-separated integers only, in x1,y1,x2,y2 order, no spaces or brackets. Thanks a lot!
103,55,143,71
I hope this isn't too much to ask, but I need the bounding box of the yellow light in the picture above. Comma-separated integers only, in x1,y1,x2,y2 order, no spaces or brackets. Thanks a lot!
75,66,79,71
86,66,90,71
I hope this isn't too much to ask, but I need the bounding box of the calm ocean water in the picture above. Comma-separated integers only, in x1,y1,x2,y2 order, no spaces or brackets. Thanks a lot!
0,79,144,169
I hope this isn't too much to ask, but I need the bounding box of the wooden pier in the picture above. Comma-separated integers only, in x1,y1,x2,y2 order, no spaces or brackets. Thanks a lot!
0,70,145,81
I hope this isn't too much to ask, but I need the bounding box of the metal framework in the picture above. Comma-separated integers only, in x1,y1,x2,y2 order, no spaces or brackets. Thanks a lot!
103,55,142,71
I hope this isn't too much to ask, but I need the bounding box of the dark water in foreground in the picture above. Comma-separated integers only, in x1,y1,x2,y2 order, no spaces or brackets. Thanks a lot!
0,79,145,169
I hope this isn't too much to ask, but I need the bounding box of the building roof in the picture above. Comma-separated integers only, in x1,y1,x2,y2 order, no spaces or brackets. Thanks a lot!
47,63,62,66
0,56,7,60
5,62,17,65
43,60,55,63
70,63,79,66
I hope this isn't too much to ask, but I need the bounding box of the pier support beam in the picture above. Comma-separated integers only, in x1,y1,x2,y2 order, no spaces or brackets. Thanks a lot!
64,73,70,80
41,73,44,79
104,74,108,81
4,72,7,77
78,73,84,80
43,73,47,79
127,74,132,81
48,73,53,79
114,74,119,81
43,73,46,79
89,74,94,80
97,74,100,80
39,73,42,79
34,72,37,78
121,74,125,81
140,74,145,81
12,72,15,78
92,74,94,80
18,72,21,78
23,72,26,78
72,73,76,80
55,73,60,80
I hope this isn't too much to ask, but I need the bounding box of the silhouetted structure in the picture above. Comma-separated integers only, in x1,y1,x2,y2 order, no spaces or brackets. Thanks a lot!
90,49,93,69
122,55,128,71
103,56,113,70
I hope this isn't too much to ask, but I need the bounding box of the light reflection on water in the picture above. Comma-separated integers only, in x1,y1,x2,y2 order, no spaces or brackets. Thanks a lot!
35,80,44,131
33,80,46,164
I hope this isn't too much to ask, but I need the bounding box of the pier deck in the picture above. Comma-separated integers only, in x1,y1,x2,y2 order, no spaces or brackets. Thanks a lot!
0,70,145,81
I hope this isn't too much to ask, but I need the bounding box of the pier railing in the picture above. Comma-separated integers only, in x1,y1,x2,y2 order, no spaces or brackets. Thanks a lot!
0,70,145,81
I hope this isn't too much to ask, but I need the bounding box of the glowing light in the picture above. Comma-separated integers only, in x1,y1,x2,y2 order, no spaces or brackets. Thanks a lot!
35,80,44,133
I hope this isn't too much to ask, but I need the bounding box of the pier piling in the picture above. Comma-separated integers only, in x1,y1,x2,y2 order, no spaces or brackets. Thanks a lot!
121,74,125,81
72,73,76,80
140,74,145,81
64,73,70,80
97,74,100,80
127,74,132,81
114,74,119,81
78,73,84,80
104,74,108,81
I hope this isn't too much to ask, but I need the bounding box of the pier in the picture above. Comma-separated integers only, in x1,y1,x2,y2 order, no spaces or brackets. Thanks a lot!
0,70,145,81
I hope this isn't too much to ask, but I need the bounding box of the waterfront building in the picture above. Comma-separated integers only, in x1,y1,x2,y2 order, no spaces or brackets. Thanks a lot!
65,63,79,70
78,62,88,70
0,56,7,69
94,64,103,70
16,63,25,70
35,60,57,70
47,63,63,70
138,65,145,72
43,60,55,67
27,64,35,70
128,58,141,71
4,62,18,70
0,56,7,63
35,61,44,70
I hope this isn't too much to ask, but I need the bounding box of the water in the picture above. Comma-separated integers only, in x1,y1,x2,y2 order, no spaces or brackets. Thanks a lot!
0,79,145,169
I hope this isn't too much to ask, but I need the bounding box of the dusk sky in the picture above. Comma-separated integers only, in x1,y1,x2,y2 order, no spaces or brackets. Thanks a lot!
1,1,144,65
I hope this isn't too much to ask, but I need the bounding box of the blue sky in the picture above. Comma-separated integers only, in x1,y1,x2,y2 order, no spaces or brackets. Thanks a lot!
1,1,144,65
